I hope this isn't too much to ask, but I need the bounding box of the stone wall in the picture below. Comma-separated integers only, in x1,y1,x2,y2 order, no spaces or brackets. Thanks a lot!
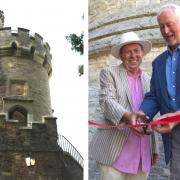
0,113,63,180
0,113,83,180
0,151,64,180
63,153,83,180
0,56,52,121
89,0,178,23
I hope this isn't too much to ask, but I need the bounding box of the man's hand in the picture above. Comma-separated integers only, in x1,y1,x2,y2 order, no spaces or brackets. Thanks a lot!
152,111,180,133
152,153,159,165
122,111,146,124
122,111,147,136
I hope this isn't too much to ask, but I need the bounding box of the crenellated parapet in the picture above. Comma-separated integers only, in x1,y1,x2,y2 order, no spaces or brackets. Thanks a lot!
0,113,58,149
0,27,52,76
0,10,4,28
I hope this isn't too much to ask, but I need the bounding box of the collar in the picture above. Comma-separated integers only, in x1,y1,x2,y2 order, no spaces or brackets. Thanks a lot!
127,68,142,78
167,44,180,55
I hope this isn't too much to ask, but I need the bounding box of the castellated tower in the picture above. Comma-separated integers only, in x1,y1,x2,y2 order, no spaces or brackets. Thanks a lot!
0,14,52,123
0,11,82,180
0,10,83,180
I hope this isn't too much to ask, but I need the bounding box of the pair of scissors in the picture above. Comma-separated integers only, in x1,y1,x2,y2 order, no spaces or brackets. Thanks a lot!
142,116,152,135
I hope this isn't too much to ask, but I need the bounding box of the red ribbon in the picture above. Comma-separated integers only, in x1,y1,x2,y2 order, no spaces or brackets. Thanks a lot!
88,114,180,128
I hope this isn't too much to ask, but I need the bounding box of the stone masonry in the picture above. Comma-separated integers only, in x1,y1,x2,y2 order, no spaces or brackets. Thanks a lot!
89,0,180,180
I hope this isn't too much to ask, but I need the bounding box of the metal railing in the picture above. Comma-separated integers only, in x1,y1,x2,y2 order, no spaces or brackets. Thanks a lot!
58,135,84,168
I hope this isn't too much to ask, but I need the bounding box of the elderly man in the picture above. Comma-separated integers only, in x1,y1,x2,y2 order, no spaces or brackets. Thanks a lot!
89,32,159,180
127,4,180,180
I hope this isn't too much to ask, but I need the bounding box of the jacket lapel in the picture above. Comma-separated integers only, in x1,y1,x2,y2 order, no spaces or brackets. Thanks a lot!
118,65,133,108
176,54,180,103
141,72,149,96
157,52,169,101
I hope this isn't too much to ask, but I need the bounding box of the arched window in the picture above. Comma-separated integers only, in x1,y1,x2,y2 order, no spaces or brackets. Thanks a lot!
11,42,17,55
9,105,27,126
43,55,47,67
30,46,35,59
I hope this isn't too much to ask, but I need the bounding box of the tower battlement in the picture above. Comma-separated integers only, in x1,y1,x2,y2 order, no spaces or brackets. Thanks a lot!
0,10,4,27
0,113,58,149
0,27,52,76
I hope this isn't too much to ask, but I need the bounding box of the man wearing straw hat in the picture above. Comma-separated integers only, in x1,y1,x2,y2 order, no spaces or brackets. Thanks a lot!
89,31,159,180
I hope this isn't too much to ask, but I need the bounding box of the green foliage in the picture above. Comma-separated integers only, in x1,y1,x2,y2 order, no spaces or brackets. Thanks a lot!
66,33,84,55
66,32,84,76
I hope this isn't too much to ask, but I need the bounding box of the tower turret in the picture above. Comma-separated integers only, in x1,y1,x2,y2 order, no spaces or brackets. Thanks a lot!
0,10,4,28
0,10,83,180
0,27,52,124
0,11,61,179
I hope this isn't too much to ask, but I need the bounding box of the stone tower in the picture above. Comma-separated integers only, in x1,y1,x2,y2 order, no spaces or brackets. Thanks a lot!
0,11,83,180
0,12,52,122
89,0,180,179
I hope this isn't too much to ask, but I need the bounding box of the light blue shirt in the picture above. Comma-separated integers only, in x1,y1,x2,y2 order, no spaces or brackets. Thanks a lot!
166,45,180,110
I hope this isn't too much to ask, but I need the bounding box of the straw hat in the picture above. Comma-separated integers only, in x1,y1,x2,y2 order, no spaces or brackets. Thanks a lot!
111,32,152,59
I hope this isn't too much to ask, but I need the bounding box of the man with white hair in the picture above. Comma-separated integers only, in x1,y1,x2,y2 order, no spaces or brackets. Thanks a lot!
128,4,180,180
89,31,159,180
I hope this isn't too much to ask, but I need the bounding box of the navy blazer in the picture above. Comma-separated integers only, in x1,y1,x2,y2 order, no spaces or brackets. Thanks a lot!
140,50,180,164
